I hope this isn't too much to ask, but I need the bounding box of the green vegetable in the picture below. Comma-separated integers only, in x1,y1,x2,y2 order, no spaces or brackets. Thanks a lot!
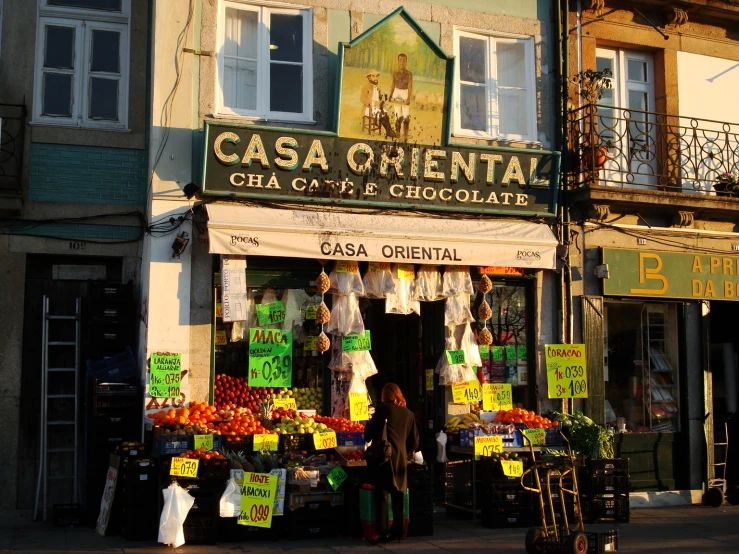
550,411,614,460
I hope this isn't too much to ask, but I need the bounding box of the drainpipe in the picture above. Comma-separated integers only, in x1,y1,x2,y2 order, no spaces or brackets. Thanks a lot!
564,0,573,345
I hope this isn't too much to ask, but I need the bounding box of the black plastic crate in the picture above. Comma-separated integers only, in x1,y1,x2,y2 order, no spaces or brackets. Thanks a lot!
580,472,630,497
407,516,434,537
583,458,629,476
481,508,534,529
581,497,629,524
483,485,534,512
89,281,133,304
280,433,311,452
587,529,619,553
183,516,218,544
52,504,83,527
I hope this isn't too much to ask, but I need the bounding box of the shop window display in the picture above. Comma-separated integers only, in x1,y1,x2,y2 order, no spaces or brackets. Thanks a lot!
604,302,680,433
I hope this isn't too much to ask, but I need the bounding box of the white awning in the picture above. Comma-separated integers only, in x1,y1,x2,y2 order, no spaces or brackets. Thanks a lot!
205,204,558,269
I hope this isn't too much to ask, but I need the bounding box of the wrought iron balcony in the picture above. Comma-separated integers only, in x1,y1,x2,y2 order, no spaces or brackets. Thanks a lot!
0,103,27,194
569,104,739,196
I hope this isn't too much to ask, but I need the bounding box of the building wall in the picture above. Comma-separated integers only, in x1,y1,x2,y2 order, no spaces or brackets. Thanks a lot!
677,51,739,126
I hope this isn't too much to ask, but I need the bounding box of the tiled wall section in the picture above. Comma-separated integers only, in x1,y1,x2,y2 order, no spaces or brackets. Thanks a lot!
29,143,147,205
5,223,141,240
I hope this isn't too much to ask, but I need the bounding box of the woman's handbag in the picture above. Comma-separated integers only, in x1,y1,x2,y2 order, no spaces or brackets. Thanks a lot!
365,418,393,467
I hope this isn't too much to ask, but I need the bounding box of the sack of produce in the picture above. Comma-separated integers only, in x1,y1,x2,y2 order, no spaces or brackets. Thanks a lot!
329,261,365,296
442,266,474,297
363,261,396,298
414,265,444,301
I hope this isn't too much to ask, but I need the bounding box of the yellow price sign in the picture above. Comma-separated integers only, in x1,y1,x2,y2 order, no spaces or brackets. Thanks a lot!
194,434,213,451
349,392,369,421
474,435,503,458
304,336,317,351
274,397,297,410
170,457,199,478
216,303,223,318
305,305,317,320
336,261,359,273
523,428,546,445
501,459,524,477
238,472,278,528
369,262,390,271
545,344,588,399
313,430,338,450
452,380,481,404
253,434,279,451
425,369,434,391
215,330,228,345
397,264,415,280
483,383,513,411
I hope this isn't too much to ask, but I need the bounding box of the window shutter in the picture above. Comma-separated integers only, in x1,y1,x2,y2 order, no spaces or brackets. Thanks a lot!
582,295,605,425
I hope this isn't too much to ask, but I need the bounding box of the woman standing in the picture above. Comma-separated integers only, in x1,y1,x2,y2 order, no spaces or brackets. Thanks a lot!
363,383,419,542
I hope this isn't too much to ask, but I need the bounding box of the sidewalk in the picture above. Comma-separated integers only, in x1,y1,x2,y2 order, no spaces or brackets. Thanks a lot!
3,505,739,553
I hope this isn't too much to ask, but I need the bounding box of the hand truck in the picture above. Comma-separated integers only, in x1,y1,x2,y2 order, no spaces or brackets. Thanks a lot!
703,414,739,507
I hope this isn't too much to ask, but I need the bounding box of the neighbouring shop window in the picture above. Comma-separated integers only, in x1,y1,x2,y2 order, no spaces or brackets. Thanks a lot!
453,29,537,142
604,302,680,433
473,283,531,408
32,0,129,129
217,2,313,122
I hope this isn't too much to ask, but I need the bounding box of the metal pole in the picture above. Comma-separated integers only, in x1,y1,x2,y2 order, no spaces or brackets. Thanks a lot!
33,297,48,521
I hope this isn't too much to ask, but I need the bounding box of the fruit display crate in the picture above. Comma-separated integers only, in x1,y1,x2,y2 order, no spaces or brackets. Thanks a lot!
221,434,254,452
280,433,311,452
545,424,565,446
160,457,229,481
336,432,365,446
151,433,224,456
459,429,523,448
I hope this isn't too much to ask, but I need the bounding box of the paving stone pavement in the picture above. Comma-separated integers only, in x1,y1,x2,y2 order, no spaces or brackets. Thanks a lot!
3,505,739,553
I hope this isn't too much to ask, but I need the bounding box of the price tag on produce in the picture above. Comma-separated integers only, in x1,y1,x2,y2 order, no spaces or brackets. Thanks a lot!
305,305,317,320
446,349,466,365
274,397,297,410
238,472,278,528
253,434,279,452
248,328,292,388
342,331,372,353
170,457,199,478
304,336,317,351
194,434,213,451
483,383,513,411
349,392,369,421
545,344,588,399
149,353,182,398
397,264,415,280
523,428,546,445
255,301,286,326
501,460,524,477
369,262,390,271
313,430,338,450
215,330,228,345
327,466,348,490
474,435,503,459
336,261,359,273
451,379,481,404
425,369,434,391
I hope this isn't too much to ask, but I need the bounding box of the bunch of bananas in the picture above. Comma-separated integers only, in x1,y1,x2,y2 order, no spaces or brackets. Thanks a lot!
444,412,481,434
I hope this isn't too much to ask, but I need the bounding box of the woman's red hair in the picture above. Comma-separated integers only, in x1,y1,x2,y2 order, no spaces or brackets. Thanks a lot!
381,383,407,408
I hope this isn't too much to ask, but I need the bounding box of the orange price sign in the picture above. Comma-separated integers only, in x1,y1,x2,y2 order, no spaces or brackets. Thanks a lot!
349,392,369,421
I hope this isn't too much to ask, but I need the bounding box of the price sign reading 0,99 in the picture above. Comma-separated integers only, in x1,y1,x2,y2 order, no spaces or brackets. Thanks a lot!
238,472,278,528
248,329,293,388
483,383,513,411
170,457,199,478
452,380,481,404
545,344,588,399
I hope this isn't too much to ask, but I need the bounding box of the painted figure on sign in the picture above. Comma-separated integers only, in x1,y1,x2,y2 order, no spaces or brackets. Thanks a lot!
360,70,396,138
390,53,413,140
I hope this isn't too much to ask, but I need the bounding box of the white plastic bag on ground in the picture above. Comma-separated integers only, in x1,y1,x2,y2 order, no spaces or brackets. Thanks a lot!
158,481,195,547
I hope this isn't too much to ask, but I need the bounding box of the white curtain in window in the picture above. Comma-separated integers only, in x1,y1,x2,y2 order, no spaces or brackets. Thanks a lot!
223,7,258,111
496,42,527,138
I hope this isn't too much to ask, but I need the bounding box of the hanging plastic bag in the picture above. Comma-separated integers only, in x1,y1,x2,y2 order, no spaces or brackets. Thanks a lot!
219,471,244,518
436,431,449,463
386,264,420,315
442,266,474,297
459,323,483,368
363,262,396,298
327,293,365,336
435,324,480,385
328,346,378,380
415,265,444,301
230,320,248,343
329,261,365,296
444,294,475,326
281,289,312,341
158,481,195,547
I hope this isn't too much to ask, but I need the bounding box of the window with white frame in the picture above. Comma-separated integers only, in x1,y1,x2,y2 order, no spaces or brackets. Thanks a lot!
32,0,130,129
218,2,313,121
454,30,537,142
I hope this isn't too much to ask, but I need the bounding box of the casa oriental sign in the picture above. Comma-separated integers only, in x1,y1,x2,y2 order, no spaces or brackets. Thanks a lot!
201,123,558,217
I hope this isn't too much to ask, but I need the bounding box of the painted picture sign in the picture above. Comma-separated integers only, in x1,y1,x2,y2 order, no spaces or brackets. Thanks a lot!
200,8,558,217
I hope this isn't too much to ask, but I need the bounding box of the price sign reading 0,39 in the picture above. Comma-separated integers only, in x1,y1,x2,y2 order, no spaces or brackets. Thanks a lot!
248,329,293,388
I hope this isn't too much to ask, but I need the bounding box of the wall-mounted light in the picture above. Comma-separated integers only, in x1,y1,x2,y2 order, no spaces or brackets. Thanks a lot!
183,182,201,199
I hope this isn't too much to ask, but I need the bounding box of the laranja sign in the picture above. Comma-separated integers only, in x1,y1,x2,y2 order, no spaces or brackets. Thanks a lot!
603,248,739,301
202,123,557,216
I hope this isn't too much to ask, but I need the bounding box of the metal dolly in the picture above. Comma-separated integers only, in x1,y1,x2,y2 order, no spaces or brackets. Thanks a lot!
703,414,739,507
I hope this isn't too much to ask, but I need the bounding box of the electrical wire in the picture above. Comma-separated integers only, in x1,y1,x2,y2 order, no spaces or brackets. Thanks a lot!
0,211,147,244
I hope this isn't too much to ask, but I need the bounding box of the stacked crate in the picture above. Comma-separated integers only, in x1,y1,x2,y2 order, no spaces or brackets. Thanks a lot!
579,459,630,524
86,282,136,361
479,458,535,528
407,463,433,536
117,458,159,541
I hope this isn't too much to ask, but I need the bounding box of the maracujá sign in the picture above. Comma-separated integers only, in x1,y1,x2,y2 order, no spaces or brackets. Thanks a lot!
201,123,558,216
603,248,739,301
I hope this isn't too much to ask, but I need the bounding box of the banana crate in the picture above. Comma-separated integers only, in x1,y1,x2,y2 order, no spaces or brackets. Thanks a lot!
444,413,482,434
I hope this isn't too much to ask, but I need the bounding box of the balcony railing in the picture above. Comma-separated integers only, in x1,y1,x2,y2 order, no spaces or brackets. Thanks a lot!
569,104,739,196
0,103,27,194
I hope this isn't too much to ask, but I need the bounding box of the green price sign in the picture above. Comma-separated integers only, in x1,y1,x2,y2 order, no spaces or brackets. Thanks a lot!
479,345,490,359
194,434,214,451
248,329,293,387
305,305,317,320
491,346,504,362
505,345,516,361
341,331,372,352
327,466,348,490
517,345,528,360
446,350,466,365
256,301,286,326
149,353,181,398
